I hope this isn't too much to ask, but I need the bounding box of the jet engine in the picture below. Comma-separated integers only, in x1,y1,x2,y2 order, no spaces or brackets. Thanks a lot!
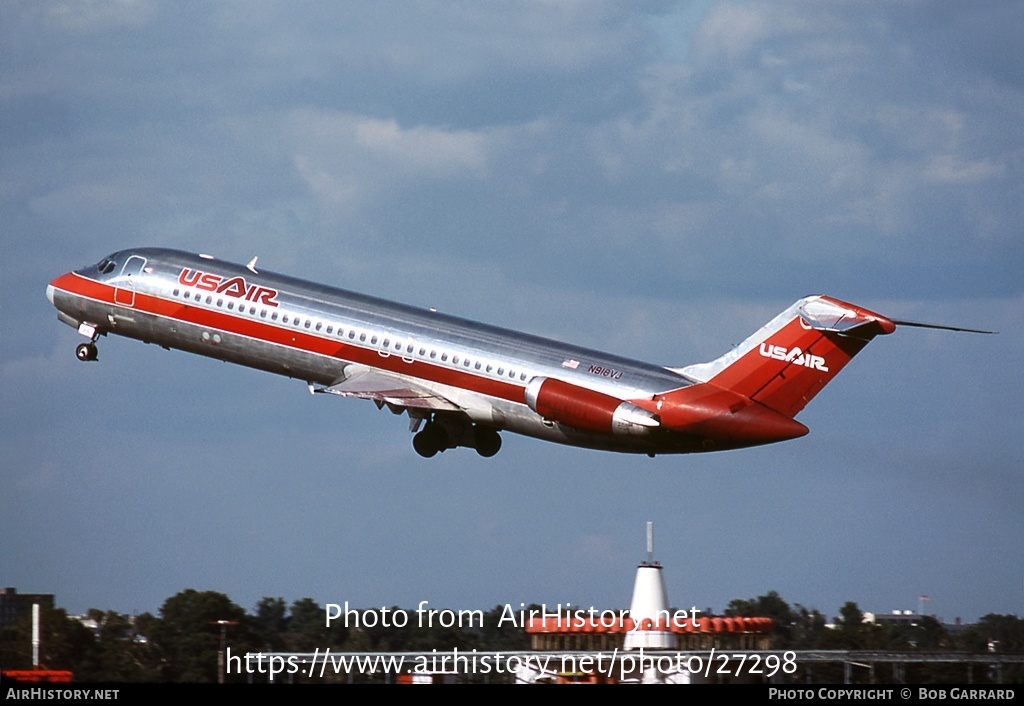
524,377,659,435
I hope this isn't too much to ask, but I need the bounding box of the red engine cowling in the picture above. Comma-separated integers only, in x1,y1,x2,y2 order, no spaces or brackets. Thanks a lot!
524,377,659,435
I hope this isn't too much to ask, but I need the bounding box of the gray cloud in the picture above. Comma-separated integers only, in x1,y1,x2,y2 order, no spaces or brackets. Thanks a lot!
3,0,1020,623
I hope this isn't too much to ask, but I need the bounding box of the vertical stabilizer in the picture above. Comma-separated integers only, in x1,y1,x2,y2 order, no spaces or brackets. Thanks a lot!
674,296,895,417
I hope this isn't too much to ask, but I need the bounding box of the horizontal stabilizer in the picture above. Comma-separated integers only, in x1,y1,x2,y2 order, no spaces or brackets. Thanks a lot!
796,297,896,336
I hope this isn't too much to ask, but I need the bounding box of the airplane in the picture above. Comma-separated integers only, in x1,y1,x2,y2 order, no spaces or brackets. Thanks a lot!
46,248,994,458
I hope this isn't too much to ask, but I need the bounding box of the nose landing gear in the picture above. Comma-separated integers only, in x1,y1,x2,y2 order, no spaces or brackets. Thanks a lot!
72,322,102,362
76,342,99,362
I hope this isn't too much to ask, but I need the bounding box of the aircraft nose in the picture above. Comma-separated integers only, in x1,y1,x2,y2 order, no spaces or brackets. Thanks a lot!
47,272,72,306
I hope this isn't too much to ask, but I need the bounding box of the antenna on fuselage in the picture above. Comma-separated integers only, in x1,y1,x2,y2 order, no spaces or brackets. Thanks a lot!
246,257,259,274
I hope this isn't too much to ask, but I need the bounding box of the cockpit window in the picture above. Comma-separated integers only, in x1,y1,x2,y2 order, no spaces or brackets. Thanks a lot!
96,258,117,275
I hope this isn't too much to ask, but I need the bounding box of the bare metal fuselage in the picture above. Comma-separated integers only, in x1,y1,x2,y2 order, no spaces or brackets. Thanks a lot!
48,248,712,455
49,247,928,458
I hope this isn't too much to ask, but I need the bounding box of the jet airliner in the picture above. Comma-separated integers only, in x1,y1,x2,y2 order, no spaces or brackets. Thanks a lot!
47,248,992,458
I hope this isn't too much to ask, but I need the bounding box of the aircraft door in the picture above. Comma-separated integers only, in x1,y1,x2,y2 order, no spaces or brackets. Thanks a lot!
114,255,147,307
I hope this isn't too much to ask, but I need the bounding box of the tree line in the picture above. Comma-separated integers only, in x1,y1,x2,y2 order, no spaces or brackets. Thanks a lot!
723,591,1023,683
0,589,1020,683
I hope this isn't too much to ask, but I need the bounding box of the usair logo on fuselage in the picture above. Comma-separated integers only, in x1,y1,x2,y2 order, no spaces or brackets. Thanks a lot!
178,268,280,307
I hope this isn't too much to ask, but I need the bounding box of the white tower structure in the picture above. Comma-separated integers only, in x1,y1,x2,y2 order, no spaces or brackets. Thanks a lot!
623,522,674,650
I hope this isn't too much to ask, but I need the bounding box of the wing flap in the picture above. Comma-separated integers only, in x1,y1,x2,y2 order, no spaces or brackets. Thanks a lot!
309,364,463,411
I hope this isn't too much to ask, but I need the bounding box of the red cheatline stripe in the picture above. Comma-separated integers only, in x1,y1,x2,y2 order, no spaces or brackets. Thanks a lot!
51,273,526,404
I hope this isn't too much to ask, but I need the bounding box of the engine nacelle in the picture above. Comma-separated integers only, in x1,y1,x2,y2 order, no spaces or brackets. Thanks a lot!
524,377,659,435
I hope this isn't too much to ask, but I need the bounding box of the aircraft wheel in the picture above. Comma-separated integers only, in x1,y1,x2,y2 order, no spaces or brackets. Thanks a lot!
474,428,502,457
76,342,98,362
413,430,438,458
413,423,447,458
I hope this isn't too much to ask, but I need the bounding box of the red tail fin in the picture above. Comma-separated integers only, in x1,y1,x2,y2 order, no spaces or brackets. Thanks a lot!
675,296,896,417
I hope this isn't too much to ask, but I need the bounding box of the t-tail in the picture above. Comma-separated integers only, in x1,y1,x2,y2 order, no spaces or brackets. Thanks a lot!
650,295,994,451
675,295,897,418
634,296,897,449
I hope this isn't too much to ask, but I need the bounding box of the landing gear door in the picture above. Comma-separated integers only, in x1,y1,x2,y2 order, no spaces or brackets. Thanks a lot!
114,255,147,307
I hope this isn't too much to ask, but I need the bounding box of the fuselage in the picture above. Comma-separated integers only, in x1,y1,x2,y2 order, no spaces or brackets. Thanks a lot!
48,249,990,458
50,247,770,456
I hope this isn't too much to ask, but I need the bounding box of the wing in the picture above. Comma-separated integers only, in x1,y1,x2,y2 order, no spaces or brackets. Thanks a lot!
308,363,463,412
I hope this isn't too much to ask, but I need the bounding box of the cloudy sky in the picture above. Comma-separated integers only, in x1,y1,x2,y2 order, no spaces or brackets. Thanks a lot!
3,1,1022,627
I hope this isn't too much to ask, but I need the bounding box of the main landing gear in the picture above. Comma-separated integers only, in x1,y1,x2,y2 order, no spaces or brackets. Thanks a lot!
474,427,502,458
413,422,445,458
412,420,503,458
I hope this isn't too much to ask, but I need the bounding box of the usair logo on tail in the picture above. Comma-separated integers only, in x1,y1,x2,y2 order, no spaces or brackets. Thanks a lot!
759,343,829,372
